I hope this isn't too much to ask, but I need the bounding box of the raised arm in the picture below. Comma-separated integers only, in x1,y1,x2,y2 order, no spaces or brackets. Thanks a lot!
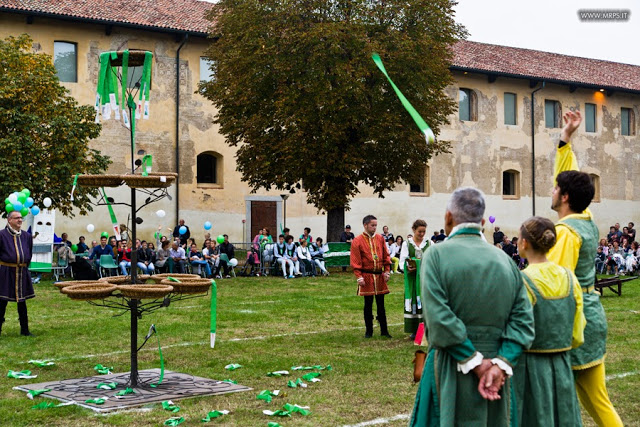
554,110,582,181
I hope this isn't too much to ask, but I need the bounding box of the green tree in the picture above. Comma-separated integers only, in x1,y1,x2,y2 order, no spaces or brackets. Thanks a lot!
200,0,465,240
0,34,110,217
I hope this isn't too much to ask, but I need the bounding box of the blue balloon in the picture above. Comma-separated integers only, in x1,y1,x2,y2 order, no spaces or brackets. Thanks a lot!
25,197,34,208
30,206,40,216
204,221,212,230
13,202,23,212
179,226,187,235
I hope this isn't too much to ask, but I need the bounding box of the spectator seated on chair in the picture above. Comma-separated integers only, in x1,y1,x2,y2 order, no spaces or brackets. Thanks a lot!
310,237,329,276
155,240,174,273
296,239,313,276
169,240,187,273
76,236,89,254
218,234,235,260
137,240,155,274
285,235,301,277
595,247,606,274
89,236,115,270
386,236,399,274
189,243,211,277
274,234,295,278
210,240,230,278
117,240,132,275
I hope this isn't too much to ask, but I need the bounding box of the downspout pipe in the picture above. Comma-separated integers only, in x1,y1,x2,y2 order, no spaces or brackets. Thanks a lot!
175,34,188,222
530,81,545,216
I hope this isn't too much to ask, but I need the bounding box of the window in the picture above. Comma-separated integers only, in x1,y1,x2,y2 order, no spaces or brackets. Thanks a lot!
621,107,635,136
197,153,218,184
409,166,430,196
459,88,477,121
53,41,77,82
502,170,520,199
504,93,517,125
585,103,596,133
545,100,561,128
200,57,215,82
589,174,600,203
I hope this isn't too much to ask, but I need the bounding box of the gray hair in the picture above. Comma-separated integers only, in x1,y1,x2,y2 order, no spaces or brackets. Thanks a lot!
446,187,486,224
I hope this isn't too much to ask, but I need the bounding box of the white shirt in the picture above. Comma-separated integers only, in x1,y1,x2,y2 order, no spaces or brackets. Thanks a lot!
389,242,401,258
296,245,312,261
399,238,429,267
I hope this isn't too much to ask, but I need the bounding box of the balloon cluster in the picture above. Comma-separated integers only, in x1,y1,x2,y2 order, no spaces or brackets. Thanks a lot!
4,189,48,217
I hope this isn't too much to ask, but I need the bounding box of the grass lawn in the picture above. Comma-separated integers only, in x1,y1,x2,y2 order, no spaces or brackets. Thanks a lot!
0,271,639,426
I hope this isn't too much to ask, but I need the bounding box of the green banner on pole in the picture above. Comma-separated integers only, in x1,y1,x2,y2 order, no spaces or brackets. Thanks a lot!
323,243,351,267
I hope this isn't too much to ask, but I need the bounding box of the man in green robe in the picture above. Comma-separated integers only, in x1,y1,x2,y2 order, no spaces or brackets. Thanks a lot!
410,187,535,426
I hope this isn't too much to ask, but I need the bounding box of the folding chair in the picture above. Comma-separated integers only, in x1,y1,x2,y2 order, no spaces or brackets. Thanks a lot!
218,253,237,277
99,255,119,277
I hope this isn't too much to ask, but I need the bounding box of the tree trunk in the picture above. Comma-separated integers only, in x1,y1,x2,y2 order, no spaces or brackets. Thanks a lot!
326,207,345,242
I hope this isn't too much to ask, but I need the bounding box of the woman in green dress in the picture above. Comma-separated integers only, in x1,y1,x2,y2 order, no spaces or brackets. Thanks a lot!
515,216,586,426
399,219,429,339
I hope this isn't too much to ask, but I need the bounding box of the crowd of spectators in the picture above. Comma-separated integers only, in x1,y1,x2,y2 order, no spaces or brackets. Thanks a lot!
596,221,638,275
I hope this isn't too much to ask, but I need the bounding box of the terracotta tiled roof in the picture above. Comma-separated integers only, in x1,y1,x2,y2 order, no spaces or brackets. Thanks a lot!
452,40,640,93
0,0,213,35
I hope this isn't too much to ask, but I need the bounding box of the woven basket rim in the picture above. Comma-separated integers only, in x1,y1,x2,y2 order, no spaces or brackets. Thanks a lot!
116,284,173,299
61,283,116,300
109,50,149,67
123,175,175,189
100,275,151,284
55,280,101,289
160,278,212,285
160,279,211,294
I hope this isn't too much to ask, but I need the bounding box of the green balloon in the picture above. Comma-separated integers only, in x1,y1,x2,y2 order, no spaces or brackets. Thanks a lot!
101,231,109,238
5,204,14,213
20,207,29,217
71,244,78,252
216,235,225,244
17,193,27,203
21,188,30,197
4,198,10,205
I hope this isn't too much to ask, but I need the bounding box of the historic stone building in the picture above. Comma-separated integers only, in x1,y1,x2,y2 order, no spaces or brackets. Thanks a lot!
1,0,639,243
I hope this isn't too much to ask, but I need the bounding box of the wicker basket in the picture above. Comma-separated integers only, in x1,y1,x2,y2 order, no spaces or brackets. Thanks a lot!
55,280,100,291
123,174,176,189
160,278,212,294
116,284,173,299
76,174,125,187
149,273,200,284
61,283,117,300
109,50,149,67
99,275,150,285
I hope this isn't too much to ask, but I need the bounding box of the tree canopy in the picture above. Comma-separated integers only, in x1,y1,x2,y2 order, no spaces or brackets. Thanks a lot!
0,34,110,217
200,0,465,238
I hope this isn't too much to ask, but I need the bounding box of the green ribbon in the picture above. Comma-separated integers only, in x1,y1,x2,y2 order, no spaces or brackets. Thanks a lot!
97,382,117,390
7,370,37,379
225,364,242,371
164,417,185,426
262,409,291,417
291,365,332,371
283,403,311,416
162,400,180,413
404,257,422,313
221,379,237,384
28,359,55,367
27,388,51,399
85,397,107,405
371,53,435,144
115,388,135,397
140,52,153,119
268,423,282,427
141,154,153,176
93,364,113,375
102,187,120,240
70,173,80,201
146,324,165,388
121,50,129,120
32,401,72,410
257,389,280,403
266,370,289,377
211,280,217,348
287,378,306,388
201,409,229,422
301,372,321,382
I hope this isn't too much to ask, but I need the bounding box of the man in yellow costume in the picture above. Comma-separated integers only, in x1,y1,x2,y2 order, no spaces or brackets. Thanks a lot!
548,110,622,426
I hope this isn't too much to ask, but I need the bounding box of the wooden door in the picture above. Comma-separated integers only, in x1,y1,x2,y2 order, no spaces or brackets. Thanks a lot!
250,201,277,240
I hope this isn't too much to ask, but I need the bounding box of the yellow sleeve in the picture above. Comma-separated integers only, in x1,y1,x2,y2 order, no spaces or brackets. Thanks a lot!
547,225,580,270
554,142,579,183
570,271,586,348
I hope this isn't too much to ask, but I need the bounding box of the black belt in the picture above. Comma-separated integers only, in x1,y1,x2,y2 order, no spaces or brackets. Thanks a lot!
358,269,384,274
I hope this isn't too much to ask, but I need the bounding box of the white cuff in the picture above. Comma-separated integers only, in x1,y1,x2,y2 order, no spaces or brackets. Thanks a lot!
457,351,484,374
490,358,513,377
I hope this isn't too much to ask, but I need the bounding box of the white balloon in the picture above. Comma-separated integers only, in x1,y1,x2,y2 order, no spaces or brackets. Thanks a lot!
229,258,238,267
43,197,52,208
156,209,166,218
86,224,95,233
8,193,18,203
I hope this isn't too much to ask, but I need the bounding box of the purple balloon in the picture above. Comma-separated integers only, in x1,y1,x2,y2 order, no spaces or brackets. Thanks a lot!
489,216,496,224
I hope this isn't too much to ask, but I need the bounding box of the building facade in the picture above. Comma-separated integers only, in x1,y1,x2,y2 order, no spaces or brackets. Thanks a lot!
1,1,639,243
